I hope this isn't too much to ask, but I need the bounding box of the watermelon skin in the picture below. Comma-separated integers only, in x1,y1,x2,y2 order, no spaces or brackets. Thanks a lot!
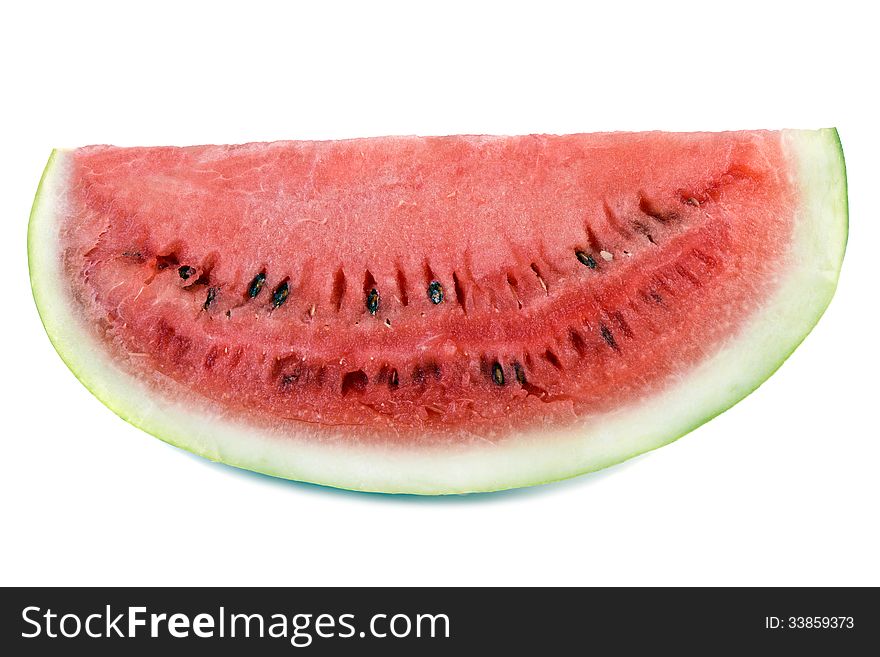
28,130,847,494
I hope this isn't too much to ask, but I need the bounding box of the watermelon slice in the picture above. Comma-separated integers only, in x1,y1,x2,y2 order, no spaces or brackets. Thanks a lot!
28,129,847,494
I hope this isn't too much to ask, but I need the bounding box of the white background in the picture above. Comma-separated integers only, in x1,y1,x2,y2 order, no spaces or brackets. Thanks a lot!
2,1,877,587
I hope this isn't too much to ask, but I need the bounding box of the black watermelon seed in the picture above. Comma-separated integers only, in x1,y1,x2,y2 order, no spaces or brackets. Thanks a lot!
575,251,597,269
248,272,267,298
272,281,290,308
203,286,218,310
491,362,505,386
178,265,196,280
514,362,526,386
600,324,619,351
366,288,380,315
389,369,399,387
428,280,444,304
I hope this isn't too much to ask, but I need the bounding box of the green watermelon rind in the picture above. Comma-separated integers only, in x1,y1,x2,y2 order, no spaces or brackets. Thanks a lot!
27,130,848,494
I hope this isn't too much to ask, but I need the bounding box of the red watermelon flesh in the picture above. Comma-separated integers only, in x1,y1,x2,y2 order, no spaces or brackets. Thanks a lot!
29,130,847,493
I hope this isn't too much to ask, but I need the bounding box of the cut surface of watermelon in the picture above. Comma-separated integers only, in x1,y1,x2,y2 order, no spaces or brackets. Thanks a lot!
29,129,847,493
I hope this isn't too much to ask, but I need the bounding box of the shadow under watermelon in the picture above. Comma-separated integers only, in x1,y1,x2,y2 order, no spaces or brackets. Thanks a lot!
180,448,649,504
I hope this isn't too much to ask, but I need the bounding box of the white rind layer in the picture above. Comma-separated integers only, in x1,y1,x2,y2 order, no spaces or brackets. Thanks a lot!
28,130,848,494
